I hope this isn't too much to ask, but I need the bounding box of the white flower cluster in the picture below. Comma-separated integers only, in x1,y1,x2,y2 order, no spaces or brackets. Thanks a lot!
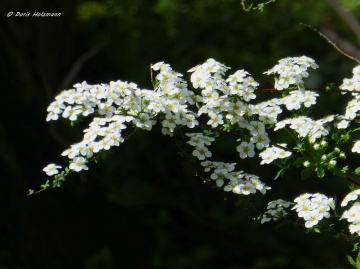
201,161,271,195
259,144,291,165
278,90,318,111
340,65,360,95
152,62,198,135
40,55,360,245
340,189,360,235
274,115,333,142
341,189,360,207
341,65,360,132
292,193,335,228
261,199,293,224
264,56,319,91
341,202,360,235
186,133,215,160
44,62,199,176
188,58,259,121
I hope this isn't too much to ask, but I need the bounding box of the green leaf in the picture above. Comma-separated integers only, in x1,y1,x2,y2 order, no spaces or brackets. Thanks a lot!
301,166,316,180
316,167,325,178
326,83,335,91
348,252,360,269
347,252,360,269
355,167,360,174
274,169,284,180
348,255,356,267
303,138,315,158
40,180,50,189
28,189,34,195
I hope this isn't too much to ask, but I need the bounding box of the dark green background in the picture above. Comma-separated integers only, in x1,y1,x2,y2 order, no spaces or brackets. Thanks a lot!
1,0,359,268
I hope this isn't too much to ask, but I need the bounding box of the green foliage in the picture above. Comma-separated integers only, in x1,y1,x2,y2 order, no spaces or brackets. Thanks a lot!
348,252,360,269
77,1,107,21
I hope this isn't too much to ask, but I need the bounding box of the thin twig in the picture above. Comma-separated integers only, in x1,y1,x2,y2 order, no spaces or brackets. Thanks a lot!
301,23,360,64
241,0,276,12
346,175,360,187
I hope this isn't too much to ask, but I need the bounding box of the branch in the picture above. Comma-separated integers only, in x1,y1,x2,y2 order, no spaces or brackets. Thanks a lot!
301,23,360,64
346,175,360,187
325,0,360,41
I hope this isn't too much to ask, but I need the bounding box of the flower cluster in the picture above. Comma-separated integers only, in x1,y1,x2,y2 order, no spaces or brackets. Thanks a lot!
341,189,360,207
274,115,333,142
340,189,360,235
341,202,360,235
39,56,360,245
44,62,199,176
264,56,319,91
201,161,271,195
186,133,214,160
340,65,360,95
261,199,293,224
292,193,335,228
259,144,291,165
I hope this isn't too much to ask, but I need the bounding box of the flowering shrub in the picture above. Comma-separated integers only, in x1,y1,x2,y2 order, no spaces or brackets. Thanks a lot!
33,55,360,257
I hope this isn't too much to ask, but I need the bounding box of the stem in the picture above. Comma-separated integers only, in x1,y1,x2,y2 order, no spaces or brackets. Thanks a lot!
301,23,360,64
346,175,360,187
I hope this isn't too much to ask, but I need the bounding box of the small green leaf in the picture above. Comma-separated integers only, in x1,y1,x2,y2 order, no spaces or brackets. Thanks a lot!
28,189,34,195
274,169,284,180
326,83,335,91
316,167,325,178
348,255,356,267
348,252,360,269
40,180,50,189
355,167,360,174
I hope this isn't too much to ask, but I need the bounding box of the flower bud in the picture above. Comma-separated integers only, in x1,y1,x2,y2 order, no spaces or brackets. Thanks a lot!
320,140,327,147
303,161,311,167
329,159,337,166
313,143,320,150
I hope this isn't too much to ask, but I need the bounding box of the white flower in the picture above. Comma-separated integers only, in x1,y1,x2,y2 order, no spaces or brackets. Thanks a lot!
69,157,88,172
43,163,62,176
236,142,255,159
352,141,360,153
192,145,212,160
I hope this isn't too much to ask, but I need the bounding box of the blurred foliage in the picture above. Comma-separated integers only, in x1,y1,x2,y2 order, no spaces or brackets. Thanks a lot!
1,0,360,268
